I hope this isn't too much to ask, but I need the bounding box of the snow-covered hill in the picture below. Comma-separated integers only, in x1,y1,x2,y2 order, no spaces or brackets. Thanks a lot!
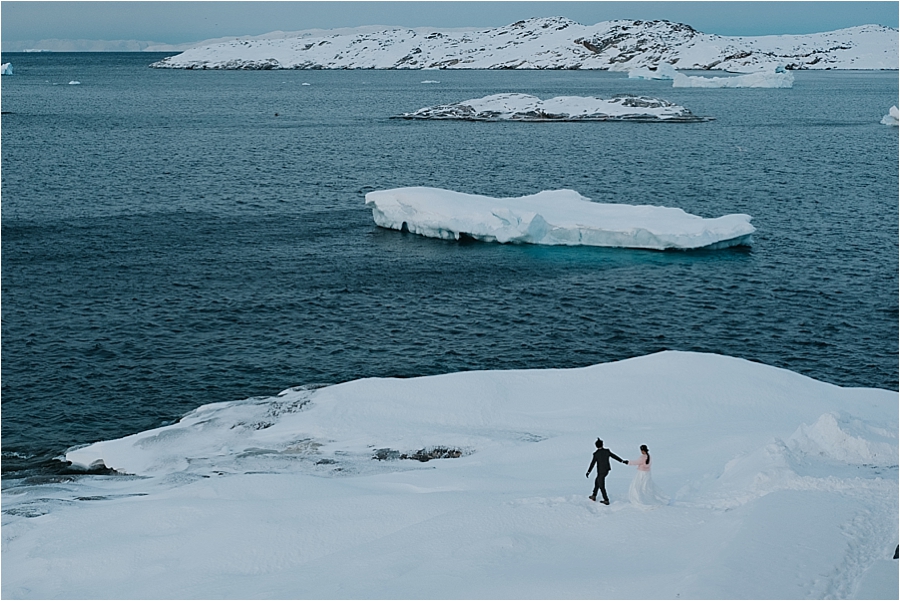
149,17,899,71
3,352,897,598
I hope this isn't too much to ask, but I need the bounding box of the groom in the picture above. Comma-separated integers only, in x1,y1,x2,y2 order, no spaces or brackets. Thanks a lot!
586,438,628,504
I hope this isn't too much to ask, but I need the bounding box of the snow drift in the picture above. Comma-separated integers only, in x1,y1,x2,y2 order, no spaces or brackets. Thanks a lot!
3,352,897,599
365,187,755,250
395,93,710,122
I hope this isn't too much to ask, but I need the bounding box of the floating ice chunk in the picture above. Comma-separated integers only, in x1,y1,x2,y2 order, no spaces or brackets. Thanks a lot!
365,187,755,250
628,63,678,80
881,105,898,125
68,80,81,85
301,82,311,86
1,63,12,75
672,69,794,88
420,80,440,84
395,93,711,122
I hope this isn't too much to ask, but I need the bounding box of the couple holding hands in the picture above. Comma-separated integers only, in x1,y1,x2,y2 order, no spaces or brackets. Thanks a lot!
586,438,666,506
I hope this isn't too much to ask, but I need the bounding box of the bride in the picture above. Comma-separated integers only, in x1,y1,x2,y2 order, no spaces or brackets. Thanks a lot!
628,445,668,506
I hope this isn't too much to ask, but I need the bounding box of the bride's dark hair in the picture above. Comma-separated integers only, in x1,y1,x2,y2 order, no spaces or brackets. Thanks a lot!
640,444,650,465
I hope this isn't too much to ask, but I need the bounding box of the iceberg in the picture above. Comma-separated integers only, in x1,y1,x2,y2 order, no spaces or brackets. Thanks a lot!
395,93,711,122
4,352,896,599
365,187,755,250
1,63,12,75
671,68,795,88
881,105,899,125
628,62,678,80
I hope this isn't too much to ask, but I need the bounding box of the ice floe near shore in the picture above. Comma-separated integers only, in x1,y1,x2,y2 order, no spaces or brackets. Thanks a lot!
881,105,899,125
365,187,754,250
671,67,795,88
629,63,794,88
3,352,896,599
395,92,710,122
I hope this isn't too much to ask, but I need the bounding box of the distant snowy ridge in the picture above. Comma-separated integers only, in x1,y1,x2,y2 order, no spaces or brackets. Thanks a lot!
149,17,898,71
365,187,754,250
396,93,711,122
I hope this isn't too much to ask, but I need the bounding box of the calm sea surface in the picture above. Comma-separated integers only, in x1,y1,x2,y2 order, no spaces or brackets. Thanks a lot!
2,53,897,479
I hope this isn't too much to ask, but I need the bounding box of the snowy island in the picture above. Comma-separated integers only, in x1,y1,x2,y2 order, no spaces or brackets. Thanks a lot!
3,352,897,598
365,187,755,250
395,93,712,122
149,17,899,71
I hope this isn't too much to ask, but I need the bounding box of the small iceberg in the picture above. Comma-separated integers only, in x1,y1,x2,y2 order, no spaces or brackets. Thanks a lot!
628,63,678,80
671,68,794,88
68,80,81,85
365,187,755,250
420,80,440,84
395,93,711,122
1,63,12,75
881,106,898,126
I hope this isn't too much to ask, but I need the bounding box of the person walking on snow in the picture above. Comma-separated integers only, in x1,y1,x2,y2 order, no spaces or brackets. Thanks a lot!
586,438,628,504
628,444,668,506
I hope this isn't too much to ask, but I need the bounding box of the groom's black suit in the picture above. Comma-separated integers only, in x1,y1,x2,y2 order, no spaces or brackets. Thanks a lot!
587,447,626,503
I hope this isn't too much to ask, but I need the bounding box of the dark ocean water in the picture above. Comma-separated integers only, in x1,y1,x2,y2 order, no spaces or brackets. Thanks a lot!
2,53,897,479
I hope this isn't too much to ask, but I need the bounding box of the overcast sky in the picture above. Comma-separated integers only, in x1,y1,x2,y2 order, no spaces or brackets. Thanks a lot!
2,1,898,50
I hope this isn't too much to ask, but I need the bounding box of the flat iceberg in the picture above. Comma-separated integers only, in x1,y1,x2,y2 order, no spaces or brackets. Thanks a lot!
628,62,678,80
672,68,794,88
1,63,12,75
365,187,755,250
881,105,899,125
395,93,711,122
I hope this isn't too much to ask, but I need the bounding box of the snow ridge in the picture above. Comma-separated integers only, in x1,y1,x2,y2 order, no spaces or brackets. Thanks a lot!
149,17,899,71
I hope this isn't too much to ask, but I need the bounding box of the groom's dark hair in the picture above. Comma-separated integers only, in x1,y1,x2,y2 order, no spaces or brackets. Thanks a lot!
595,438,603,448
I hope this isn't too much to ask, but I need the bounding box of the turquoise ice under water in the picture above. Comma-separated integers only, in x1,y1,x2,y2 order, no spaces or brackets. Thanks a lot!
1,53,897,477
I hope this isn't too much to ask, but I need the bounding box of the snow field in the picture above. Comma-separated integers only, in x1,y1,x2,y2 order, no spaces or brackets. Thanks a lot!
3,351,897,598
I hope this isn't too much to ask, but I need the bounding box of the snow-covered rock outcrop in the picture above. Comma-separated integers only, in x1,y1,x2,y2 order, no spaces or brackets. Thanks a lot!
395,93,710,122
365,187,754,250
149,17,898,71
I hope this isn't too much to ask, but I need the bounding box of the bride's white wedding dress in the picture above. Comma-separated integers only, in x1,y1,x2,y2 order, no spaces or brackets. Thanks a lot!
628,454,668,506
